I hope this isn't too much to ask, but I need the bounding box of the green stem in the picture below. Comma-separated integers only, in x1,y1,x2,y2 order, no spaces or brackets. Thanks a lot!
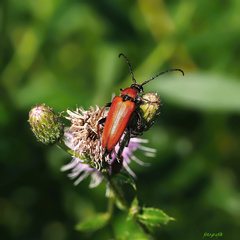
56,139,89,162
106,174,154,239
106,175,129,210
107,196,115,216
56,140,74,155
107,197,115,238
134,217,154,240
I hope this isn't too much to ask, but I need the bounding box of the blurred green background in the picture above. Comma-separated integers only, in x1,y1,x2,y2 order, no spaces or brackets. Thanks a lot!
1,0,240,239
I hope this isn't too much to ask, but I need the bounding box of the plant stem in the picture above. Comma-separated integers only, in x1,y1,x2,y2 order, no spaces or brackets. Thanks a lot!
134,217,154,240
56,139,88,161
107,197,115,239
106,175,129,210
106,175,154,239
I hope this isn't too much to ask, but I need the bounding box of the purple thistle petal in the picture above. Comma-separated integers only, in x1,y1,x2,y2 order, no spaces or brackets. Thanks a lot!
61,158,103,187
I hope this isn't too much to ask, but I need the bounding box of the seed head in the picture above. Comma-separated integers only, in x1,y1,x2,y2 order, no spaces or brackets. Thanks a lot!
64,106,106,168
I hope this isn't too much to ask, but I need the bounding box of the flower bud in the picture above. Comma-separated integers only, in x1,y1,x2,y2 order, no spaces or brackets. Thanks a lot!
130,93,161,135
28,104,64,145
140,93,161,125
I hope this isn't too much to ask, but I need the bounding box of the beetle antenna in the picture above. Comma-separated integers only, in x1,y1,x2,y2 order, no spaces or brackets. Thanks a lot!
141,68,184,86
119,53,136,84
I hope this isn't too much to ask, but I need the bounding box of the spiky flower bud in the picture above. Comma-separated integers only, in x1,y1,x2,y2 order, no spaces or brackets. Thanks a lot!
28,104,64,145
130,93,161,135
140,93,161,125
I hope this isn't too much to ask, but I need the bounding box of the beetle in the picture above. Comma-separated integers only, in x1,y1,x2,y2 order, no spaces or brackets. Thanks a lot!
100,53,184,158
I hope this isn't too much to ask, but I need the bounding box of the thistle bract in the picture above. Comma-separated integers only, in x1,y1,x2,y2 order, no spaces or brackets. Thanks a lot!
28,104,64,145
130,93,161,135
140,93,161,125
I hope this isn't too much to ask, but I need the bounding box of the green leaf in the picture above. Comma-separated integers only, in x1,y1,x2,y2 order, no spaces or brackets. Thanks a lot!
75,213,110,232
127,197,140,221
115,233,150,240
114,213,151,240
137,208,175,227
149,73,240,112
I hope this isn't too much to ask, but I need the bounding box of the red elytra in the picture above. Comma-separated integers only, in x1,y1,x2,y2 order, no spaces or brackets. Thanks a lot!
101,95,135,153
101,53,184,157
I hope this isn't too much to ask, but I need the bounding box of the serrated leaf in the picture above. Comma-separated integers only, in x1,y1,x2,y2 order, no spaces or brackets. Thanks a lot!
137,208,175,227
75,213,110,232
127,197,140,221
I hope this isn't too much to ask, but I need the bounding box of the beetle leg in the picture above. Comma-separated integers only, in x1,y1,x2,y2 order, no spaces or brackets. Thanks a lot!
97,102,111,135
135,96,142,104
102,148,111,161
104,148,121,161
125,127,131,147
128,110,141,137
113,131,131,162
98,117,106,124
97,103,109,138
113,148,121,161
135,110,143,130
110,155,123,175
105,102,112,108
97,117,105,138
97,100,112,124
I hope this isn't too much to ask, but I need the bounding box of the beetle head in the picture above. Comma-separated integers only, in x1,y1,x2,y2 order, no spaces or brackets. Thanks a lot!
130,84,143,94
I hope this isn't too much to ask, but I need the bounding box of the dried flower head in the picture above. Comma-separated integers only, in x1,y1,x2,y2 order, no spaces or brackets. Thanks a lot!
64,106,106,168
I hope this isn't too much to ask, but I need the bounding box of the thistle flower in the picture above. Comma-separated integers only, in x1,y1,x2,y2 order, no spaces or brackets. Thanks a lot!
28,104,64,144
61,106,156,187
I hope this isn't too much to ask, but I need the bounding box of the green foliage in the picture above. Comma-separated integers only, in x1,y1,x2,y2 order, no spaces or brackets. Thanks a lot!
128,197,140,221
127,197,174,231
152,73,240,112
75,213,110,232
1,0,240,239
137,208,174,227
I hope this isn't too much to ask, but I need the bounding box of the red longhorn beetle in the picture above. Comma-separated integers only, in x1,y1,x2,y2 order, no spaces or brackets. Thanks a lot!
100,53,184,158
